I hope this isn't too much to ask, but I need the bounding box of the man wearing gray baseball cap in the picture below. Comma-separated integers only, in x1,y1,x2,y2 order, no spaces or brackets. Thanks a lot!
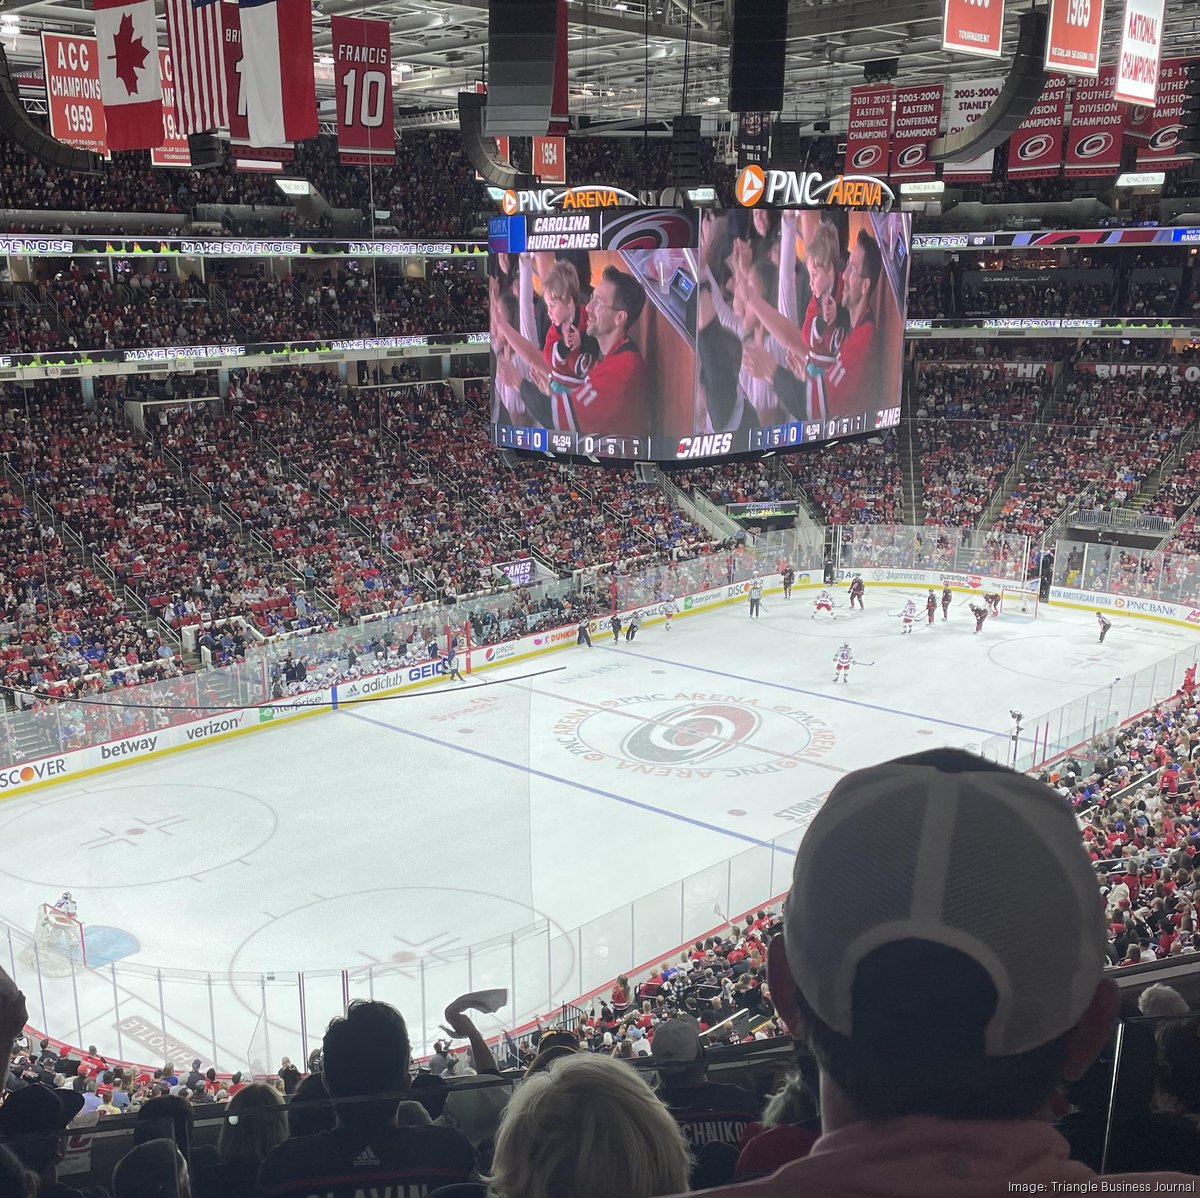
670,749,1198,1196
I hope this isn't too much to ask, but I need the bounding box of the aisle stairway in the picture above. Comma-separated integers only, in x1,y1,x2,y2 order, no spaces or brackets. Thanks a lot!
898,369,921,525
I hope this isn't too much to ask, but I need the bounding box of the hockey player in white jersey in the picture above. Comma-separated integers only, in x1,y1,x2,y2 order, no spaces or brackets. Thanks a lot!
813,590,835,619
833,643,854,683
901,599,917,635
54,892,77,918
662,597,679,630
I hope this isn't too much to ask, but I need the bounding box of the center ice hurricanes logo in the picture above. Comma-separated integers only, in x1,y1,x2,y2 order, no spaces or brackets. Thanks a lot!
553,693,834,778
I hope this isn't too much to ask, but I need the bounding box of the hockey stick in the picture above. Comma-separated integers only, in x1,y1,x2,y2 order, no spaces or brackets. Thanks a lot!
851,659,875,666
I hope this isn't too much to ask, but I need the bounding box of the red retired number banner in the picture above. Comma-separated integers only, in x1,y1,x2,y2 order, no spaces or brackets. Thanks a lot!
890,85,943,180
151,49,192,168
1045,0,1105,77
532,135,566,184
942,0,1004,58
1064,66,1125,175
332,16,395,165
844,86,893,175
41,33,108,156
1006,76,1067,176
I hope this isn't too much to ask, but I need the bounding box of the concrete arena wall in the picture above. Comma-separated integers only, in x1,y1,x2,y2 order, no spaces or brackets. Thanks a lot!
0,573,794,798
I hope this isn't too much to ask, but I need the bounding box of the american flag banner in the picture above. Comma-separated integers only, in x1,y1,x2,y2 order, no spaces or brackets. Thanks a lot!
164,0,227,134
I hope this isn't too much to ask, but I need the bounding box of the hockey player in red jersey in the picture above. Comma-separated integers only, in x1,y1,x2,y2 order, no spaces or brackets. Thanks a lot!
848,575,865,610
940,581,952,621
926,589,937,625
970,602,988,635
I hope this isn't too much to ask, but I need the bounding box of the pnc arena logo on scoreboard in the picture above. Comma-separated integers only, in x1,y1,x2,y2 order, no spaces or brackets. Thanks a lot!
500,185,640,215
735,165,895,209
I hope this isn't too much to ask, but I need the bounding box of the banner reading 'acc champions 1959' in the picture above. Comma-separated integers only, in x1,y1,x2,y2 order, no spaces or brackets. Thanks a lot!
488,201,911,463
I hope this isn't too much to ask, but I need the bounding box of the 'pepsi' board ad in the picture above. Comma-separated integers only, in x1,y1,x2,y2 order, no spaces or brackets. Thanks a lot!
488,206,911,462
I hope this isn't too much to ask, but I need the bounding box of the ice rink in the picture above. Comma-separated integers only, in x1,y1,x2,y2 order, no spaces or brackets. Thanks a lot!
0,587,1192,1070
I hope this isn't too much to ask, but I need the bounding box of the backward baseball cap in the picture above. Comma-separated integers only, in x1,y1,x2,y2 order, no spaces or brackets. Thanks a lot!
782,749,1106,1058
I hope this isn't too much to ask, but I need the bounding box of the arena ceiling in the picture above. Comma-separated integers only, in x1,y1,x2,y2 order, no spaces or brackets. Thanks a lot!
0,0,1198,137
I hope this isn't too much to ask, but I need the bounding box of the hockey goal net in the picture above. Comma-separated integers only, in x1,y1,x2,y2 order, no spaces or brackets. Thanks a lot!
25,904,86,975
999,584,1040,619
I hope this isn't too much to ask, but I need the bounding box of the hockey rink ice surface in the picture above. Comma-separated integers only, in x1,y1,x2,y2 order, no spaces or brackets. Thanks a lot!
0,591,1190,1068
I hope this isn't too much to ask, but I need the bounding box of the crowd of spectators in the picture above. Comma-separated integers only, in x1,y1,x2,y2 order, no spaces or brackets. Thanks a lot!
994,363,1200,540
960,276,1113,319
915,360,1043,526
0,262,487,354
780,434,902,525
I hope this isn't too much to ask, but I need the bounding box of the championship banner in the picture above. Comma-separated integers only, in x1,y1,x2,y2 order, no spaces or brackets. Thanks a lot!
532,135,566,184
942,77,1004,181
736,113,770,170
890,84,943,180
41,33,108,157
1134,56,1188,167
222,1,291,167
942,0,1004,58
1113,0,1165,105
151,49,192,167
331,16,394,165
1065,66,1125,174
1006,76,1068,176
844,85,893,175
1045,0,1105,77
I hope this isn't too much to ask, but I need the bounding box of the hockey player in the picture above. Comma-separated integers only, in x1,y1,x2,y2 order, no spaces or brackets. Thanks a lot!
577,616,593,648
926,589,937,625
54,893,77,918
985,592,1002,617
748,577,763,619
941,581,953,621
970,602,988,635
901,598,917,635
813,590,836,619
848,575,865,610
833,643,854,683
1097,611,1112,644
1183,663,1197,699
782,566,795,599
442,648,465,683
626,611,641,642
610,613,623,643
662,597,678,630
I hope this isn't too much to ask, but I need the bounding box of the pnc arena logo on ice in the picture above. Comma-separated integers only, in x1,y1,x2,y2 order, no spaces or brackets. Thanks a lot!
676,433,733,459
735,165,895,210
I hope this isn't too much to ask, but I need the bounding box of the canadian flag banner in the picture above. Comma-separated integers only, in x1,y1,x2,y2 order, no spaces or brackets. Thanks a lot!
93,0,163,150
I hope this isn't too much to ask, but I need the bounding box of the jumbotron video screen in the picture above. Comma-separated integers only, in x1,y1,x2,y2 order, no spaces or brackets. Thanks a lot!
488,206,911,461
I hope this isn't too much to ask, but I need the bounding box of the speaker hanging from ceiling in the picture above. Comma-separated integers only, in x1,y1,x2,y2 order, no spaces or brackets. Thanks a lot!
729,0,787,114
486,0,559,136
458,92,535,189
927,11,1048,163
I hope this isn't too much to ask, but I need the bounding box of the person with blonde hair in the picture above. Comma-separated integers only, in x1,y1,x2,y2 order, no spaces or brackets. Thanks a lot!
487,1053,690,1198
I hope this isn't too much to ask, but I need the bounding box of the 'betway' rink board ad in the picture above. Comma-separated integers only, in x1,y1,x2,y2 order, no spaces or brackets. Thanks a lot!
0,575,785,795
